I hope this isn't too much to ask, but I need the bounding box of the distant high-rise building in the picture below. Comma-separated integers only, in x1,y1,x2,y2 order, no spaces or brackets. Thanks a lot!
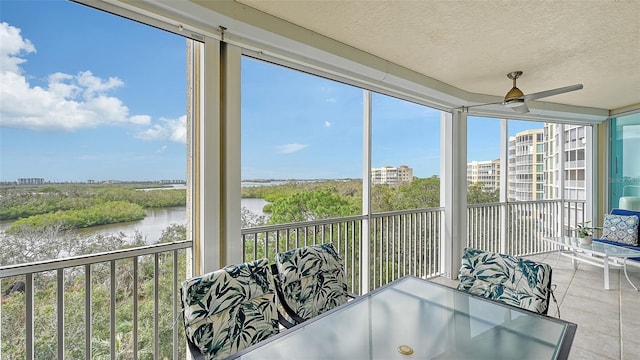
508,129,545,201
371,165,413,185
17,178,45,185
544,124,587,201
466,125,588,204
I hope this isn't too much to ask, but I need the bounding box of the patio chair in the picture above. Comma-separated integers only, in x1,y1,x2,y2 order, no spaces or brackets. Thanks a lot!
457,247,554,315
272,243,353,328
180,258,279,360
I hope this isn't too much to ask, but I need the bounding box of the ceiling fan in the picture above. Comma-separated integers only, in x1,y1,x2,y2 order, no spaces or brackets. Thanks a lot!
462,71,583,114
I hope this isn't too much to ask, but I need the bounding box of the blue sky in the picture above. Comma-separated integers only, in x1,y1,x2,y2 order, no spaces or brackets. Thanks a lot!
0,1,541,182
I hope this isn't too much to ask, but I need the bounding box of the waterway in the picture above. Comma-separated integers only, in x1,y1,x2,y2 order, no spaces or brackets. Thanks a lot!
0,198,269,244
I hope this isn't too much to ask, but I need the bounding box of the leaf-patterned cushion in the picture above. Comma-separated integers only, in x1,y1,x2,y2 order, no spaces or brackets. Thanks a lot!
180,258,279,360
274,243,348,321
600,214,639,246
457,247,552,314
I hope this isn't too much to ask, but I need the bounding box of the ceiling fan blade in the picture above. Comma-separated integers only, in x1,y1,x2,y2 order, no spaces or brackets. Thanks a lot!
461,101,504,110
522,84,583,101
511,102,530,114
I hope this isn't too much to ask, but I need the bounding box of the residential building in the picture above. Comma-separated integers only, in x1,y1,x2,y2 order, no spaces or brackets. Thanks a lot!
508,129,545,201
544,124,587,202
16,178,45,185
466,159,500,191
467,125,589,203
371,165,413,186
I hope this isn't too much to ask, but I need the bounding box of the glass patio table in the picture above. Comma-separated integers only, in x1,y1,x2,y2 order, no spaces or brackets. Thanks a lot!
226,276,577,360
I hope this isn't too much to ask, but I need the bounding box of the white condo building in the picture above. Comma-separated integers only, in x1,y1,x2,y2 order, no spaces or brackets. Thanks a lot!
544,124,587,201
371,165,413,186
508,129,545,201
467,125,588,203
467,159,500,192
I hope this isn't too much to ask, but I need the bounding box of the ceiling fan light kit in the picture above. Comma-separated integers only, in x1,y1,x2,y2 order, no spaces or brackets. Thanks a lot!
504,98,525,108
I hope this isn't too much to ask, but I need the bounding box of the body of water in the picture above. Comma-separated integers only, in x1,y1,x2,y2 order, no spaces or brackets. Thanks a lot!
0,198,269,244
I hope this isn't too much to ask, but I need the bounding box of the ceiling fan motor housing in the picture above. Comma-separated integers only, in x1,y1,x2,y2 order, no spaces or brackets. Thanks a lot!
504,70,525,104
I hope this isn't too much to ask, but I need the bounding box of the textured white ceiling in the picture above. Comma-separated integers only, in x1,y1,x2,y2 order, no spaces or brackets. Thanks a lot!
236,0,640,112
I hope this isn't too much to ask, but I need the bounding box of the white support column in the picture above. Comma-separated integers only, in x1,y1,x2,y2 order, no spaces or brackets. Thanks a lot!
440,110,467,279
194,36,222,274
361,90,372,294
220,42,243,266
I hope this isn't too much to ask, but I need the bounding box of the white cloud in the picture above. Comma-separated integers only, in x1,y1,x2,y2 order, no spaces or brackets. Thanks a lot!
0,22,152,131
325,121,331,127
0,21,35,74
157,145,168,153
325,97,337,103
136,116,186,144
130,115,152,125
276,143,309,154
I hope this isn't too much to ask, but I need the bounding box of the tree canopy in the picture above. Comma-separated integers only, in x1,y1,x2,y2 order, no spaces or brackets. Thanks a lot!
266,189,359,224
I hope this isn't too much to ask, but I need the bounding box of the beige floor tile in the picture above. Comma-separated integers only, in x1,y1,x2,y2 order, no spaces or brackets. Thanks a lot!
622,338,640,360
571,327,620,359
569,345,616,360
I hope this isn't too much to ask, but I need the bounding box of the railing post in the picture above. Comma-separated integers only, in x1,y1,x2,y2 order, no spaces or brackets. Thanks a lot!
132,259,138,359
0,278,2,360
57,269,65,359
110,261,116,360
26,274,34,360
500,202,508,254
85,264,92,360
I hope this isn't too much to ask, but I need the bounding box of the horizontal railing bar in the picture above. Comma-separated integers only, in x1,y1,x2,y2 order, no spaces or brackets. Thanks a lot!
467,199,585,209
371,207,444,218
240,209,444,237
241,215,366,234
0,241,191,278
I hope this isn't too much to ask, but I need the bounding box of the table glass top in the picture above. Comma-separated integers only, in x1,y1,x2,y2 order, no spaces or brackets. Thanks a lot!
231,276,576,360
545,237,640,257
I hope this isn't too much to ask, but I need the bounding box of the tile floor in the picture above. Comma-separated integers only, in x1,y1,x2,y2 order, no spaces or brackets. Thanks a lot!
431,252,640,360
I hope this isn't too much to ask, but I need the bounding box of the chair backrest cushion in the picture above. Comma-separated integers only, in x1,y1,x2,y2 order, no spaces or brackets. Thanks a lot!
274,243,348,320
181,258,278,360
458,247,552,314
600,213,639,246
608,208,640,246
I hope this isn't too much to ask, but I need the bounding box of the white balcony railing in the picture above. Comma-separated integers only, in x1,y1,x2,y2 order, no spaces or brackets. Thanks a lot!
0,241,191,359
1,200,585,359
468,200,585,256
